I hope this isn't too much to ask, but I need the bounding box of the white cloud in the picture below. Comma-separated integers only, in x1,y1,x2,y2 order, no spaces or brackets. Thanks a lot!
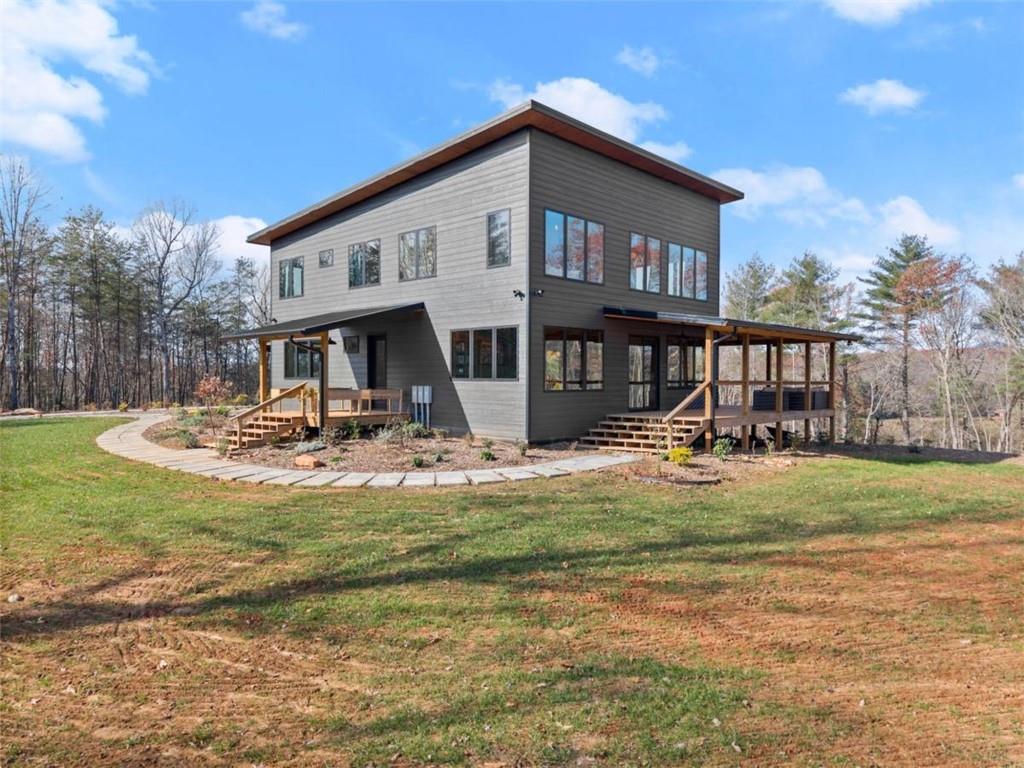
823,0,930,25
0,0,155,162
240,1,307,41
638,140,692,163
214,215,270,267
713,165,831,219
616,45,660,77
879,195,959,246
1012,173,1024,191
840,79,925,115
488,76,667,144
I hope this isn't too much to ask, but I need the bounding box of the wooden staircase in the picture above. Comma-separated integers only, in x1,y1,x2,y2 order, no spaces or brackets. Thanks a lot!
226,383,308,449
580,412,707,453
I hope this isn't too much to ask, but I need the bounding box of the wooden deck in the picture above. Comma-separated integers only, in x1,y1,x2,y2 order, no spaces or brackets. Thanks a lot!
276,409,409,428
610,405,835,428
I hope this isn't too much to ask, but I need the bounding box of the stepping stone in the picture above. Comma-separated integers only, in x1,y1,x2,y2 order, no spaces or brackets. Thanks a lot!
522,464,569,478
367,473,405,488
169,460,232,473
435,471,469,486
265,471,319,486
237,469,295,484
333,472,375,487
294,472,346,487
193,463,244,476
496,468,539,481
210,465,268,481
401,473,435,487
465,469,506,485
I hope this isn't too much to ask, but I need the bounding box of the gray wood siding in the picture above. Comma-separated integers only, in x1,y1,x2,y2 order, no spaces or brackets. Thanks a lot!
527,129,723,441
268,131,529,440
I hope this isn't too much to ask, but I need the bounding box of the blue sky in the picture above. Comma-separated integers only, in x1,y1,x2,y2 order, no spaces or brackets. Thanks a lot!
3,0,1022,285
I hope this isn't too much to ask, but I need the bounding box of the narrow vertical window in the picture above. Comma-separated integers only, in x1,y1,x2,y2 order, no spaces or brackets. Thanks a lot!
629,233,646,290
682,247,696,299
565,329,584,390
566,216,586,281
585,330,604,389
399,231,417,281
646,237,661,294
278,256,304,298
451,331,470,379
487,209,511,267
667,243,682,297
472,329,493,379
586,221,604,283
545,210,565,277
495,327,517,379
544,328,564,391
695,250,708,300
399,227,436,281
666,337,683,387
348,240,381,287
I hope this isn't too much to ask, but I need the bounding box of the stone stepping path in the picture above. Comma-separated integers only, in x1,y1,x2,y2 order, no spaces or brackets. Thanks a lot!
95,413,637,489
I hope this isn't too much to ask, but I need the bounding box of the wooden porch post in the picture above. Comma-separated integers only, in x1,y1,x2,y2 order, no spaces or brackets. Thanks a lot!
803,341,812,446
828,341,837,444
258,336,269,403
318,331,329,430
704,326,714,452
774,338,784,448
740,333,750,451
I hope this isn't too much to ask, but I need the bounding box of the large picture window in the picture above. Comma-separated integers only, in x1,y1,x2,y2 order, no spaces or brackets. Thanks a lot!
399,226,436,281
278,256,304,299
487,210,511,268
450,327,517,380
629,233,661,293
544,327,603,391
348,239,381,288
666,337,705,388
544,209,604,283
284,339,321,378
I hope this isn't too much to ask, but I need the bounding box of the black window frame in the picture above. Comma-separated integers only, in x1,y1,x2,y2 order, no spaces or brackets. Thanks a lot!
543,208,605,285
318,249,334,268
486,209,511,269
450,326,518,381
666,336,705,388
398,225,437,282
342,335,360,354
283,339,321,379
629,232,662,294
543,327,604,392
348,239,381,289
278,255,304,299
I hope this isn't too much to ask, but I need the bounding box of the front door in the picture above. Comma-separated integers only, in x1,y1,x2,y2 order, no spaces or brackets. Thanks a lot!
367,335,387,388
628,336,658,411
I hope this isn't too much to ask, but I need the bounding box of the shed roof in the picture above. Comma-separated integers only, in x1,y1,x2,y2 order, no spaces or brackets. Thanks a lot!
222,302,425,341
603,307,861,343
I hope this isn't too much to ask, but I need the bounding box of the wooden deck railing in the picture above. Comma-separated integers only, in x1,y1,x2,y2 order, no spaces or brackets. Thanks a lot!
663,380,711,449
231,382,306,434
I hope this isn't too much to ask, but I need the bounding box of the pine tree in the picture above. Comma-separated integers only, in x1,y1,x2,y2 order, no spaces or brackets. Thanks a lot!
858,234,935,444
762,251,848,331
723,252,775,320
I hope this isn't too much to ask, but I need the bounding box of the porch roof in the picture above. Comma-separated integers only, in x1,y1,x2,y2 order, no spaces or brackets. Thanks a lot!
222,302,425,341
602,306,861,343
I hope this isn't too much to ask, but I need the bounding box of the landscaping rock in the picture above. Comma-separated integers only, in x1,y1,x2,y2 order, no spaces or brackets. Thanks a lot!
7,593,24,603
294,454,325,469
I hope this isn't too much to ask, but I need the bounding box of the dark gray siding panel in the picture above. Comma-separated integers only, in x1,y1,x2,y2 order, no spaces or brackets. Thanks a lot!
268,131,529,440
527,130,722,441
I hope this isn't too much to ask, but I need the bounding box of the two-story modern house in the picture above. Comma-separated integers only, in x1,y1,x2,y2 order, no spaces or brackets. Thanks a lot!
227,101,855,451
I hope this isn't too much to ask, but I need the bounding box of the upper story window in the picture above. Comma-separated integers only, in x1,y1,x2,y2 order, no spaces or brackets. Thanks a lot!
450,327,517,380
544,209,604,284
318,249,334,268
348,239,381,288
629,233,661,293
667,244,708,300
284,339,320,378
399,226,436,281
544,327,603,391
279,256,304,299
487,210,511,268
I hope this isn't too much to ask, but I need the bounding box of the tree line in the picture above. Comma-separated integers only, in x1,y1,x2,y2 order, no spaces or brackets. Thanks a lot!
723,239,1024,453
0,158,269,412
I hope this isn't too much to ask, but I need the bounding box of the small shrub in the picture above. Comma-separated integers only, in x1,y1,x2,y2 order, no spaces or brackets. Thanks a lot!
232,393,251,406
402,421,430,439
267,433,281,447
215,437,229,456
345,419,362,440
195,375,233,436
179,430,200,449
763,435,775,456
463,431,475,447
659,452,670,462
482,438,494,451
175,406,189,420
668,446,693,466
84,402,98,412
515,440,528,458
712,438,732,461
293,440,326,455
432,451,445,464
431,427,449,440
215,404,231,417
117,401,129,412
323,426,344,447
170,402,180,409
480,449,496,462
329,455,345,464
411,455,425,468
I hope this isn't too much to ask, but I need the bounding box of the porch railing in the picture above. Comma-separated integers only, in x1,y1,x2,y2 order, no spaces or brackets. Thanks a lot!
231,382,307,435
663,379,711,449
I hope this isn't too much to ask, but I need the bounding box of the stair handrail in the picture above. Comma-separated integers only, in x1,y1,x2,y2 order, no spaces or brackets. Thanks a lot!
231,383,307,433
663,379,711,449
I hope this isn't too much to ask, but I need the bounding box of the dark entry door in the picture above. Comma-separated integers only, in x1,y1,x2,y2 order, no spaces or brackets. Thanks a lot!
367,335,387,388
628,336,658,411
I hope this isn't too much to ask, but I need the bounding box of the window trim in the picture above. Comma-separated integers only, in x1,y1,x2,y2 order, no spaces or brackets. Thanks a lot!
543,326,605,392
283,339,321,379
347,238,381,289
628,232,662,295
543,208,606,285
278,255,304,300
398,225,437,282
486,209,512,269
450,326,518,381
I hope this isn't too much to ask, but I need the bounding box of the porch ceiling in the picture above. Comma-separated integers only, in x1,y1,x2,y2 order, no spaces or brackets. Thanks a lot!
602,306,861,344
222,302,425,341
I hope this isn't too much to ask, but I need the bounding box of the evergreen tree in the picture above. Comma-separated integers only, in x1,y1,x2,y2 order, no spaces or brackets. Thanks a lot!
723,252,775,320
762,251,849,331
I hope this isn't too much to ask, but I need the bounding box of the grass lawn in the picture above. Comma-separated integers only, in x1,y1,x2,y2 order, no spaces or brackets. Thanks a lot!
2,417,1023,766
